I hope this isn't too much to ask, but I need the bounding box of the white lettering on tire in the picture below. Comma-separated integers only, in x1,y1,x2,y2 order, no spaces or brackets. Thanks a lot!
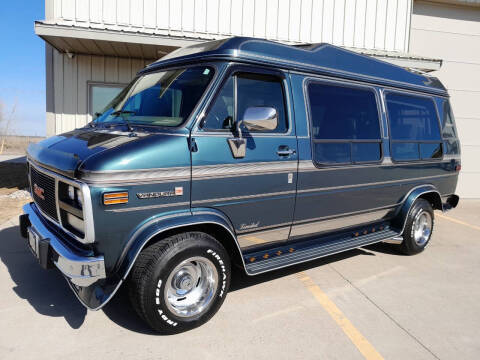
154,279,178,327
207,249,227,298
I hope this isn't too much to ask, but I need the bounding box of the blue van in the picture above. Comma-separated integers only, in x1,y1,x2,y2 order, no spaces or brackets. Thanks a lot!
20,37,461,333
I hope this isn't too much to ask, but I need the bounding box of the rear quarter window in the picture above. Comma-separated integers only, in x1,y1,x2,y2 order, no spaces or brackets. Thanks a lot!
385,93,443,161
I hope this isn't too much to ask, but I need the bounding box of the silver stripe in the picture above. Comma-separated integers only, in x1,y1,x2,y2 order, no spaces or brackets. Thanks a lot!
442,154,461,161
293,203,398,226
81,166,191,184
192,161,297,180
297,173,457,194
105,201,190,213
192,189,296,205
298,159,454,172
81,161,298,185
291,208,393,238
238,226,291,248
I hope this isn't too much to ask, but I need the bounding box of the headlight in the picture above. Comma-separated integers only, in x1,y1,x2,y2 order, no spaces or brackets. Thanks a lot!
68,185,75,201
67,185,83,209
59,182,85,237
66,212,85,234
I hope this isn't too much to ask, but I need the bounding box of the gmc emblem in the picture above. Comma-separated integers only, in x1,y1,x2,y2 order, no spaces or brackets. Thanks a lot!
33,183,45,200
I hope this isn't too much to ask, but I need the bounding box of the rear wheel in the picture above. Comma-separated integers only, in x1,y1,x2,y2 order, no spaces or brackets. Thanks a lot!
128,231,231,334
399,199,434,255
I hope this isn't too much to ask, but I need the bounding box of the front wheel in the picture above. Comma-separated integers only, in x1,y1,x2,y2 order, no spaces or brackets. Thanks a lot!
128,231,231,334
399,198,434,255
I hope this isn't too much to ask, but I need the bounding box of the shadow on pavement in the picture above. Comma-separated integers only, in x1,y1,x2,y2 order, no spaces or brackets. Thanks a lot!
229,247,376,292
1,222,395,334
0,224,87,328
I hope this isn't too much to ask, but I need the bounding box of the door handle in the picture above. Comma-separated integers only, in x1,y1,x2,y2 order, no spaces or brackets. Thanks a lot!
277,147,296,157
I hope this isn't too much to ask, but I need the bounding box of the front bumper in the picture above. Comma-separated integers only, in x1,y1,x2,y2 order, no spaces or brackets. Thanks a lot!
20,203,106,287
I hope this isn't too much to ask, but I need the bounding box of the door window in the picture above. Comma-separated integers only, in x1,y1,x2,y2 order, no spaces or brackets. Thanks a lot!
202,72,288,133
307,82,382,164
386,93,442,161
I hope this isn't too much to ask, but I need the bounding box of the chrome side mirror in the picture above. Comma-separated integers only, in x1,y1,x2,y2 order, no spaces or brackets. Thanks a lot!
241,107,278,131
227,106,278,159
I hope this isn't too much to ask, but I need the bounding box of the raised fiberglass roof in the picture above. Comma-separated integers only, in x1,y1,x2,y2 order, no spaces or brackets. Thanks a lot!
147,37,446,96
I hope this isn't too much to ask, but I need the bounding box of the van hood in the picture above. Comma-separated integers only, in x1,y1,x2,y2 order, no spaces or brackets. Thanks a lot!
27,128,154,177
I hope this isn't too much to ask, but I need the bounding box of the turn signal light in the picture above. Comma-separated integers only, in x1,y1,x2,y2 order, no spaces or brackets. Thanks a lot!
103,192,129,205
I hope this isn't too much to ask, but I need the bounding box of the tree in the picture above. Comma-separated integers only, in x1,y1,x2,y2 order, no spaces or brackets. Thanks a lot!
0,100,17,154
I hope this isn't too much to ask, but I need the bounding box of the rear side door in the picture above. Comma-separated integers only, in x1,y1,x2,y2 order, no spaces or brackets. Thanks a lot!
191,66,298,250
291,77,391,239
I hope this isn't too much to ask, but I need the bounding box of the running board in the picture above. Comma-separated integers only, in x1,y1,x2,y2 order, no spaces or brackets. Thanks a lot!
244,227,400,275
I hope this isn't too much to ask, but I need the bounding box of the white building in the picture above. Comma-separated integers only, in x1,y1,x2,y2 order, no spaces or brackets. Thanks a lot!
34,0,480,197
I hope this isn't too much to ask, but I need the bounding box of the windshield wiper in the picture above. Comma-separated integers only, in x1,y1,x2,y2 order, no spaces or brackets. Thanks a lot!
111,110,135,116
111,110,135,133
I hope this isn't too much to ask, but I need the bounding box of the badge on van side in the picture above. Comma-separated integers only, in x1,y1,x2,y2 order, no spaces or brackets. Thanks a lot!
137,187,183,199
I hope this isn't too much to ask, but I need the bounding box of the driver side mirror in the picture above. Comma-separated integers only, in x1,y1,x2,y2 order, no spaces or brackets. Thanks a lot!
241,106,278,132
227,106,278,159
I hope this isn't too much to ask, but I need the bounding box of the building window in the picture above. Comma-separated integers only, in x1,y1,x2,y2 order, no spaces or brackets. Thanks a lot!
89,84,126,117
386,93,442,161
307,82,381,165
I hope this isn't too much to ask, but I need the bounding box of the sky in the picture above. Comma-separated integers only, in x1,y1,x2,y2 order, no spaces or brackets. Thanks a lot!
0,1,46,136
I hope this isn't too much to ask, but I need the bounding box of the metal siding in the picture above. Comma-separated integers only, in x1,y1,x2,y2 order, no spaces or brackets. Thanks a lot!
49,0,412,51
410,0,480,197
344,0,356,48
374,0,388,49
51,49,145,134
76,55,91,129
354,0,367,48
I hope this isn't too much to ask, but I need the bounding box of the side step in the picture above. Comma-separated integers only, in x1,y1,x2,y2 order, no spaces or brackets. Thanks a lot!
244,227,400,275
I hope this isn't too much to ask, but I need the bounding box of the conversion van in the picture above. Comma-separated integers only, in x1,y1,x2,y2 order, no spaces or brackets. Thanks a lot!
19,37,461,333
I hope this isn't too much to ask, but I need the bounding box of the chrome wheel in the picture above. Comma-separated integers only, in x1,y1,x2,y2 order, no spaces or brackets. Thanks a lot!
413,210,432,246
164,257,218,318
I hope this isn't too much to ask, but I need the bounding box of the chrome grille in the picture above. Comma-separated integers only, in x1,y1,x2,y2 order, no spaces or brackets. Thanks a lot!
30,166,58,221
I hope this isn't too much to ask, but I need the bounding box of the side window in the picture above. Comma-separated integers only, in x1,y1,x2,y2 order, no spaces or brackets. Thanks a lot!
442,100,457,138
307,82,381,164
386,93,442,161
441,99,460,155
202,72,288,133
202,77,234,130
236,73,288,133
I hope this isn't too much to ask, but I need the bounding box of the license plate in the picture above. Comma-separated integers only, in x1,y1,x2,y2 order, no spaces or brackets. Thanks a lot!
27,227,40,259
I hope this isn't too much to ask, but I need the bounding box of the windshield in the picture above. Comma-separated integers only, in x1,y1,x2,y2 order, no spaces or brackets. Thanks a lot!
93,66,214,127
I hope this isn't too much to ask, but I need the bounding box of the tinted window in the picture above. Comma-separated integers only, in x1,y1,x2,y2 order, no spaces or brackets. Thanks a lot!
308,82,381,164
308,83,380,139
202,77,234,130
392,143,419,161
420,143,442,159
386,93,441,141
94,66,214,127
314,143,350,163
386,93,443,161
352,143,382,162
442,100,457,138
237,74,287,133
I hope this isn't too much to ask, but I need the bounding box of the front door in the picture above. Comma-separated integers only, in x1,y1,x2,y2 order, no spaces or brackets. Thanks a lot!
191,66,297,250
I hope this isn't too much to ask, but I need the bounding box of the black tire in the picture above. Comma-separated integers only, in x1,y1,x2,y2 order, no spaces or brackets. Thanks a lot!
399,198,434,255
128,231,231,334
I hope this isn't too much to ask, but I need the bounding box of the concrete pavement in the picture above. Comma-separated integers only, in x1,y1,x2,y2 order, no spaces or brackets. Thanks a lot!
0,201,479,359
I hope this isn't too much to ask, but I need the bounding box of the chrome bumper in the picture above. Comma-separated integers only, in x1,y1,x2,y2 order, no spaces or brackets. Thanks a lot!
20,203,106,287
